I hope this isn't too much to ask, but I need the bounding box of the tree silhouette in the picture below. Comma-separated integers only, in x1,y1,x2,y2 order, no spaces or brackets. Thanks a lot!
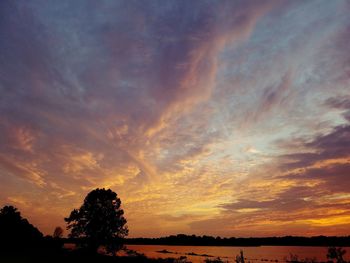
65,188,128,254
0,205,43,252
53,226,64,239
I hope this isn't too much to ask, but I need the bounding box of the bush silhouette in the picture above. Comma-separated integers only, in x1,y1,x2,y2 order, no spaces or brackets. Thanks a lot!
65,188,128,254
327,247,346,263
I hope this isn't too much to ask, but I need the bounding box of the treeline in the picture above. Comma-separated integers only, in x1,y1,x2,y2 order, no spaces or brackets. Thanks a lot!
124,234,350,247
0,205,63,255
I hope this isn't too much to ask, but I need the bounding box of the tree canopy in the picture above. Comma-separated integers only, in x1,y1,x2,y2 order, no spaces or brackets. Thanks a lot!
65,188,128,254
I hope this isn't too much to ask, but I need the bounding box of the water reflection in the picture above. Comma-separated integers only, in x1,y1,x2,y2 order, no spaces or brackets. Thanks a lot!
126,245,350,263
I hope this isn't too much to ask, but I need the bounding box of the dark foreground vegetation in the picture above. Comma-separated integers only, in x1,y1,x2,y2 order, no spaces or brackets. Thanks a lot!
0,249,191,263
1,188,349,263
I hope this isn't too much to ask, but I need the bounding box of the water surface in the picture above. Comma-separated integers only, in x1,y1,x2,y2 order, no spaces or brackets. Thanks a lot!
126,245,350,263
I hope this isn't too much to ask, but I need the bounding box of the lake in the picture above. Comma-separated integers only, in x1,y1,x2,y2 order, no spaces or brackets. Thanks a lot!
126,245,350,262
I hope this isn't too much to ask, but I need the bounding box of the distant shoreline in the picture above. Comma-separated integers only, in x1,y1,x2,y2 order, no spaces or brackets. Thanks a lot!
64,234,350,247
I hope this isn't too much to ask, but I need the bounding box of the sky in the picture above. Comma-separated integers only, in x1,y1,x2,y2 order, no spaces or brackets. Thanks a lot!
0,0,350,238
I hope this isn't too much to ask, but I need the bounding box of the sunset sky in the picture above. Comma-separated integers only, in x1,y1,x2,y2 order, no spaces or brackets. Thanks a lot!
1,0,350,238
